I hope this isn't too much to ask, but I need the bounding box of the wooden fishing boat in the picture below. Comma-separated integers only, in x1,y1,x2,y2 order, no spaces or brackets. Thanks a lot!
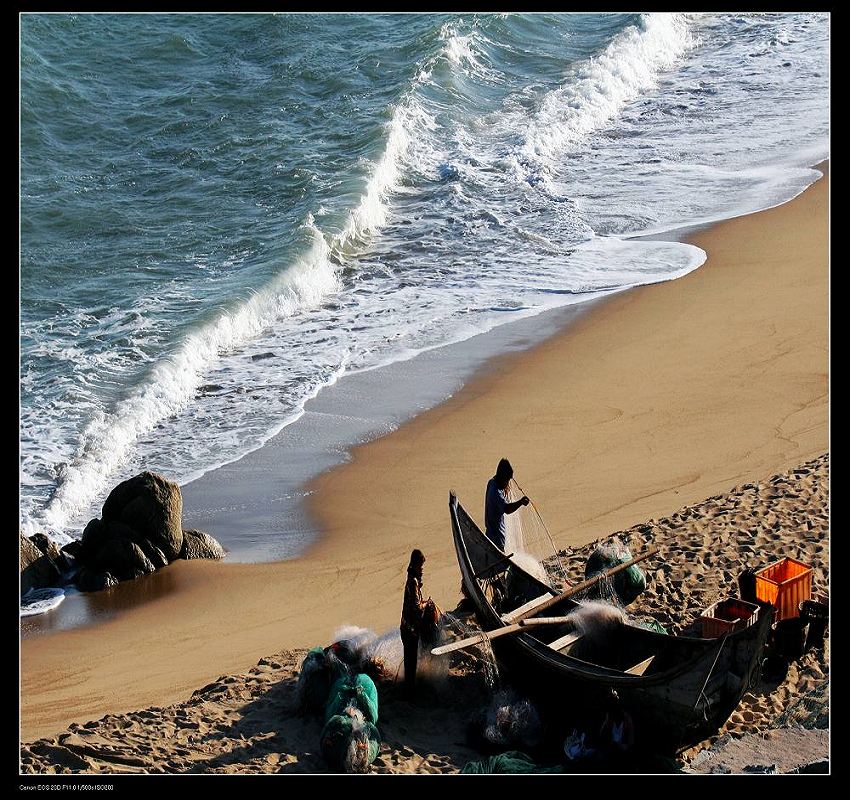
447,493,773,753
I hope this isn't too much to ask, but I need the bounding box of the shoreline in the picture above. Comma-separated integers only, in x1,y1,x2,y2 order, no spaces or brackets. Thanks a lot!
307,160,828,570
170,165,825,564
20,163,828,744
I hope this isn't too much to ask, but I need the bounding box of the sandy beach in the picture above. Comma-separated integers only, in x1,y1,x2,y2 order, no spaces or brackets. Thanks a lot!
20,163,828,769
20,455,829,774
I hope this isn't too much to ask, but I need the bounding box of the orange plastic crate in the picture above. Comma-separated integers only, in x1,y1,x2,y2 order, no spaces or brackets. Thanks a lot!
700,598,760,639
755,557,812,621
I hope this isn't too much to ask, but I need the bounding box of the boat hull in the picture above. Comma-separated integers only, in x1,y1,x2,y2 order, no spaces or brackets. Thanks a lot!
449,493,773,753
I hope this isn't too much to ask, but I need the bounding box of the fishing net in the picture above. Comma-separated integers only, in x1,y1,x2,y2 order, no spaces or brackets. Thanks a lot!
461,751,563,774
504,479,568,591
320,709,381,773
502,480,648,609
634,618,667,635
325,673,379,725
439,611,501,689
583,540,646,606
469,690,544,752
328,623,454,688
296,647,347,714
329,625,404,684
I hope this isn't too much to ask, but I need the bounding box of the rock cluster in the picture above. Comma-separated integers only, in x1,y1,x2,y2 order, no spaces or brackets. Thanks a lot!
20,472,225,597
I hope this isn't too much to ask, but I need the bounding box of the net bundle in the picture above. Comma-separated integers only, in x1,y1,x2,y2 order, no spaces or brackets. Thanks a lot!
503,479,568,591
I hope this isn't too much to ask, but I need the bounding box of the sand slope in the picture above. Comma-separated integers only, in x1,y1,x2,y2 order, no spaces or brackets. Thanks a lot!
22,456,829,774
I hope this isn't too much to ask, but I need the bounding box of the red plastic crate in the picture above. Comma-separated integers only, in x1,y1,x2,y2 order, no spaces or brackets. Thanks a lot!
700,598,760,639
755,557,813,621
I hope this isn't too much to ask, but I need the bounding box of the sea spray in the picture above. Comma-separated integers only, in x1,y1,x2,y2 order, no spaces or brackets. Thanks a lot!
519,13,697,167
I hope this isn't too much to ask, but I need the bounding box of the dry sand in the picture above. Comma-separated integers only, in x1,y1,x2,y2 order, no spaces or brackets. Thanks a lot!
20,163,828,766
20,455,829,773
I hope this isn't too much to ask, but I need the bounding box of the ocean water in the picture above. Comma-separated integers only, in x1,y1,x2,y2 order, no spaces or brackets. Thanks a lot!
21,12,829,546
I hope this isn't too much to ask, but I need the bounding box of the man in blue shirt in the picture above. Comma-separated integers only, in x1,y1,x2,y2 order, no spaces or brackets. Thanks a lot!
484,458,529,551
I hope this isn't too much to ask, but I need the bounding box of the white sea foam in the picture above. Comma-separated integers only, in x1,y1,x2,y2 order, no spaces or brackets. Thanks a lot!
35,222,341,537
439,21,498,83
26,38,440,539
337,97,435,247
442,26,477,69
518,13,696,174
335,21,489,248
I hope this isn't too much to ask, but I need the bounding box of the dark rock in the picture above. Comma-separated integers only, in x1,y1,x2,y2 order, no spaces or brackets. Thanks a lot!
21,533,61,596
75,567,119,592
30,533,76,575
29,533,61,561
104,521,168,570
28,532,73,576
57,540,83,574
137,538,169,569
55,553,77,576
61,540,83,559
94,538,156,581
79,518,109,563
102,472,183,560
180,529,226,560
105,520,138,542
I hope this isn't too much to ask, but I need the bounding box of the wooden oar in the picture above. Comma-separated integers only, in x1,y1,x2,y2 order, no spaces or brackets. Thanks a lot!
509,544,658,623
430,617,557,656
517,616,577,626
431,545,658,656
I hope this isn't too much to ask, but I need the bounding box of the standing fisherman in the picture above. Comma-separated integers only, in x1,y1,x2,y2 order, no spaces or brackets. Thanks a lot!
485,458,530,551
400,549,428,698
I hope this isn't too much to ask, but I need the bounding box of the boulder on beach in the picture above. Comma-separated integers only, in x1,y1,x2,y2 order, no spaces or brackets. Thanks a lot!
180,529,225,560
94,538,156,581
75,567,119,593
137,539,169,570
28,532,76,575
101,472,184,561
62,473,222,593
20,533,61,597
79,518,110,563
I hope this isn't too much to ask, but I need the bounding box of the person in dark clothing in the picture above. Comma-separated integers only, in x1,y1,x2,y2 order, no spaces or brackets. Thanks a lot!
484,458,529,551
400,549,428,698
